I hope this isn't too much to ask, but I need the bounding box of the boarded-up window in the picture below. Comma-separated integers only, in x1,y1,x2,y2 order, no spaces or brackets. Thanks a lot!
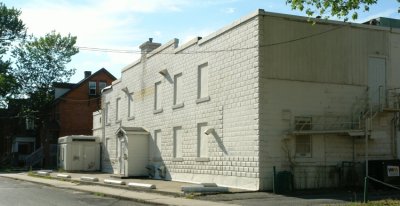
154,82,162,110
296,135,311,157
173,127,182,158
128,92,134,118
197,123,208,157
116,98,121,122
174,73,183,105
197,63,208,99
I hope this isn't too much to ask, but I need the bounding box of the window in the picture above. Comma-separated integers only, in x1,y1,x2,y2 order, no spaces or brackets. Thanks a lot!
295,116,312,131
173,127,183,158
25,117,34,130
153,130,162,160
89,81,96,95
197,63,210,103
105,102,110,125
296,135,312,157
197,123,208,158
154,82,162,113
116,98,121,122
99,81,107,91
173,73,183,107
105,138,110,151
128,92,134,119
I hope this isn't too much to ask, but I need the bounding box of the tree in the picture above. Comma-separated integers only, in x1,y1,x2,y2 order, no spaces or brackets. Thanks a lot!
286,0,400,21
0,2,26,107
11,31,79,114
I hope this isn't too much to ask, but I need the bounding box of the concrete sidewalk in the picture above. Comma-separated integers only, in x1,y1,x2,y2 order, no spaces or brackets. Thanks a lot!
0,172,239,206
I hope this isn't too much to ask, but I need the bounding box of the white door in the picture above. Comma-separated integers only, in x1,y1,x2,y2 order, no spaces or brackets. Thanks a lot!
118,137,127,176
83,145,96,171
368,57,386,110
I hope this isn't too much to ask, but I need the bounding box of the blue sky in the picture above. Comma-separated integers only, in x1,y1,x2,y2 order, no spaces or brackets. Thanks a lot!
2,0,399,82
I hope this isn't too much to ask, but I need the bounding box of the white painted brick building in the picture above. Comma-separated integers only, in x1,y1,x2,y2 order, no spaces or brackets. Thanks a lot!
94,10,400,190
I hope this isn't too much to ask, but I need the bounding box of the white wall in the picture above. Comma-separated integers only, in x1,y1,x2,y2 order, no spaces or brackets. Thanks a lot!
258,13,400,190
100,11,262,190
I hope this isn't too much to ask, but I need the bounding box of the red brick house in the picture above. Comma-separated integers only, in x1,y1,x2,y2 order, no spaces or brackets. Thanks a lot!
42,68,116,167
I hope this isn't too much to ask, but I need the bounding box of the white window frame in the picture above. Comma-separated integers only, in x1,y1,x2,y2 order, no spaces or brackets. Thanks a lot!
89,81,96,95
173,73,184,109
173,126,183,159
154,81,163,113
196,63,210,103
128,92,134,120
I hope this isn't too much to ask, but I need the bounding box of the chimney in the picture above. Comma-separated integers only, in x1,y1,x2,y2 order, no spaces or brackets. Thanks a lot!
139,38,161,55
84,71,92,79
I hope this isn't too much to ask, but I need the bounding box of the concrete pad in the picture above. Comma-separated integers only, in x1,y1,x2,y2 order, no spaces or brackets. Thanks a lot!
80,176,99,182
37,171,50,176
128,182,156,189
57,174,71,179
104,179,125,185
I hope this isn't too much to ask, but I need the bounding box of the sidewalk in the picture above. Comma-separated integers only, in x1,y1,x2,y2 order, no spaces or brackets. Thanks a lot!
0,172,240,206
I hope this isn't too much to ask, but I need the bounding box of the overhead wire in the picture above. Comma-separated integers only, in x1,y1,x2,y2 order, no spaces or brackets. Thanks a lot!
76,25,344,54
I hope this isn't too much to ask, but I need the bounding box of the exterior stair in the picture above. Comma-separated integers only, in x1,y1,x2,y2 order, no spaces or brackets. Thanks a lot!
25,147,44,169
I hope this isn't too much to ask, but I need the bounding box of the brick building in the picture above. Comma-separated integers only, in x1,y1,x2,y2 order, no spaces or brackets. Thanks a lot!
94,10,400,190
43,68,116,167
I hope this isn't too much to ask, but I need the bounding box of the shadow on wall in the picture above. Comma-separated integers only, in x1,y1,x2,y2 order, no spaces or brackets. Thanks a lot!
148,135,170,180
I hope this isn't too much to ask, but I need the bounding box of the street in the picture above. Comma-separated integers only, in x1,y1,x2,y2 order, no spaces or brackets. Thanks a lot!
0,177,154,206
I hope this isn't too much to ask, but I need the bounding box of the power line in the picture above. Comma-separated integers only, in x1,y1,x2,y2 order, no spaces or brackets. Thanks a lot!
76,25,343,54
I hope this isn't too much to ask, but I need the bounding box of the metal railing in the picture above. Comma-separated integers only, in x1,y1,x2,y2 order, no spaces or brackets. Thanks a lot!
25,147,43,168
293,87,400,133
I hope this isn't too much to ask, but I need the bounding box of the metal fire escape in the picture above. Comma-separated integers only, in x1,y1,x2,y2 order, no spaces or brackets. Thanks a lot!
288,88,400,136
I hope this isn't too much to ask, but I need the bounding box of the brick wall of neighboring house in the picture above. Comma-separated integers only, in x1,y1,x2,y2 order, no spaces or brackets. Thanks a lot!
57,71,115,137
42,68,116,168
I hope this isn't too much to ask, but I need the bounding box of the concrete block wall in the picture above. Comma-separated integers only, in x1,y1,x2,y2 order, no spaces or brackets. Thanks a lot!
100,11,262,190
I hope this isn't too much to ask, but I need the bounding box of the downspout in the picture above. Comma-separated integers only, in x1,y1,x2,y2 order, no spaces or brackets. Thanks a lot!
100,91,106,171
391,113,398,158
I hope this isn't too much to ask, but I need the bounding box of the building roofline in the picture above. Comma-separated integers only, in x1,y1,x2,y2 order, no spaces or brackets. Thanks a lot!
119,9,400,74
54,68,117,102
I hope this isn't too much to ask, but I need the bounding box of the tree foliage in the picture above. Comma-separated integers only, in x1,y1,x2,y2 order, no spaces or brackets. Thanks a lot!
11,31,79,112
0,2,26,107
286,0,399,21
0,2,25,53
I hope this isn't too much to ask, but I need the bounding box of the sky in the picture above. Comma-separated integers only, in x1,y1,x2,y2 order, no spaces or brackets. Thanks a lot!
2,0,399,83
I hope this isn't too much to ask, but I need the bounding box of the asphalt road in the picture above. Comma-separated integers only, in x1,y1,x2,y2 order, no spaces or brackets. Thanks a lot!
0,176,154,206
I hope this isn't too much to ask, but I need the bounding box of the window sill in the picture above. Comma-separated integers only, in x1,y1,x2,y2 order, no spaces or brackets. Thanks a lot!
105,123,111,126
153,108,163,114
295,153,312,158
172,103,184,110
195,157,210,162
115,120,121,124
196,96,210,104
128,116,135,121
172,158,184,162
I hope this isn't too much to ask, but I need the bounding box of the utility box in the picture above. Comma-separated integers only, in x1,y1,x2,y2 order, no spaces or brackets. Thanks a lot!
58,135,100,171
115,127,149,177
